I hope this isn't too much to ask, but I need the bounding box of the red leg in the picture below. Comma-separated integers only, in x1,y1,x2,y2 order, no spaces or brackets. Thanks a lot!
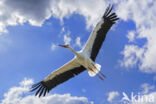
97,74,104,80
88,67,104,80
99,71,106,78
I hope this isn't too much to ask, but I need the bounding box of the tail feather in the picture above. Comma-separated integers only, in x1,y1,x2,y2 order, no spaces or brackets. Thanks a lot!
88,63,101,77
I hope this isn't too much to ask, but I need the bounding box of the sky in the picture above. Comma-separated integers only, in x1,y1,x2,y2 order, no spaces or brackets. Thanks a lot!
0,0,156,104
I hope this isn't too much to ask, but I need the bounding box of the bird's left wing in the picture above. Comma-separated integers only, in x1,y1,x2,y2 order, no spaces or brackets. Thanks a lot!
31,58,86,97
82,5,119,61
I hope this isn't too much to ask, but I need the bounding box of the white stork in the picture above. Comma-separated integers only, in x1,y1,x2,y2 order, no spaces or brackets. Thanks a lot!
31,5,119,97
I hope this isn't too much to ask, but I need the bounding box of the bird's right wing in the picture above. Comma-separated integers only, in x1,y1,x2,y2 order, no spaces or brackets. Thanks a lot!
31,58,86,97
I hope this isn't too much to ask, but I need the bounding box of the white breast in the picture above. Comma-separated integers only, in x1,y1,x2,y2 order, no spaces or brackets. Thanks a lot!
76,51,92,68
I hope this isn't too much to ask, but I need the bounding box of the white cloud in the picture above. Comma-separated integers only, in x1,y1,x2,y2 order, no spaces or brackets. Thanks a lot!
0,0,52,34
75,37,82,48
127,31,136,42
119,45,144,68
51,43,57,51
0,0,107,34
117,0,156,73
50,0,107,29
64,34,71,45
61,27,65,33
1,78,33,104
141,83,155,94
1,78,94,104
107,91,119,102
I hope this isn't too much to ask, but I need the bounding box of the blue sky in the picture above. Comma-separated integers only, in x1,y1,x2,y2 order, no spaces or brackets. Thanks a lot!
0,0,156,104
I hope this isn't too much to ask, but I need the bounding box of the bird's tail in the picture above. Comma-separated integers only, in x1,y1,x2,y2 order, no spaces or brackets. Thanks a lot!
88,63,101,77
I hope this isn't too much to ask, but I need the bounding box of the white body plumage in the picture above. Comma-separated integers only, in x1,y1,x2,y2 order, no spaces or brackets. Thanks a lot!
75,51,101,76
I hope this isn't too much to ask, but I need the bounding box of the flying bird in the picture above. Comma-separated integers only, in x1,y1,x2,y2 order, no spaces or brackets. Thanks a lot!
31,5,119,97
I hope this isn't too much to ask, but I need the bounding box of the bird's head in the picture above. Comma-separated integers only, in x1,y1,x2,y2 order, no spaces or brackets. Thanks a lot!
58,44,70,48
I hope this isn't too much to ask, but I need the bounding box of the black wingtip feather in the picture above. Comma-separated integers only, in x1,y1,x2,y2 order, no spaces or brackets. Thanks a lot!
105,5,113,16
30,83,41,92
104,4,110,16
39,87,45,97
103,4,119,24
32,83,40,88
35,86,43,96
30,81,50,97
43,89,48,96
108,13,116,18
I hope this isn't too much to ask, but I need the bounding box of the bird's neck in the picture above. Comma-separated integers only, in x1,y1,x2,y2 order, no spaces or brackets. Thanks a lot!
68,47,79,56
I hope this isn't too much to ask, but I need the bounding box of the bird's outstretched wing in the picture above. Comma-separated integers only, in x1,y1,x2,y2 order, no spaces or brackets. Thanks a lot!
30,58,85,97
82,5,119,61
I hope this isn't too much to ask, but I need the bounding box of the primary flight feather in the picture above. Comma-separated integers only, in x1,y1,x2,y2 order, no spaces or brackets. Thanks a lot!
31,5,119,97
